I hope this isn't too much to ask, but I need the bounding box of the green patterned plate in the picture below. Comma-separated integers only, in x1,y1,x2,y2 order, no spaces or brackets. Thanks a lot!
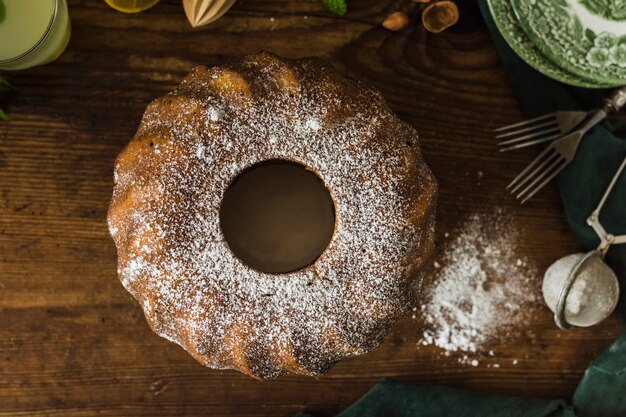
510,0,626,87
487,0,609,88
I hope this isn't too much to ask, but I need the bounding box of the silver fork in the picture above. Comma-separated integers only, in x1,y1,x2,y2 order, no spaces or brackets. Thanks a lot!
495,110,589,151
507,88,626,203
495,85,626,151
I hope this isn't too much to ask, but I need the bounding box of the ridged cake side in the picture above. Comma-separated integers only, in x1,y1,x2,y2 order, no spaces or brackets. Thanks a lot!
107,52,437,379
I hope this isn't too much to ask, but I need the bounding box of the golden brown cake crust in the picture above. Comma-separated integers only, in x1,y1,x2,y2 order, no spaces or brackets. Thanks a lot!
107,52,437,379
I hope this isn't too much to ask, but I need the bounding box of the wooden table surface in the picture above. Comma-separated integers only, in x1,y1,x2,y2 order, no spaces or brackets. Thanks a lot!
1,0,624,415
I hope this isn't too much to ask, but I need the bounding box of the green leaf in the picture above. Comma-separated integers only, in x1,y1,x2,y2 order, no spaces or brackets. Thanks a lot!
0,75,16,90
323,0,347,15
0,73,14,121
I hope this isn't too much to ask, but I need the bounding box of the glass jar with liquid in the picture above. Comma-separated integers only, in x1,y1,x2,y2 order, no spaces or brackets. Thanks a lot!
0,0,71,70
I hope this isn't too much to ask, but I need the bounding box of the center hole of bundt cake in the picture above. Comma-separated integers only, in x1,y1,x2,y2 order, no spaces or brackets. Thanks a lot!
219,160,336,274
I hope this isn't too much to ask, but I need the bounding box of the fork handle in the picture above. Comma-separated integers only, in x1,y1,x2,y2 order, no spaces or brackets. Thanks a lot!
604,86,626,113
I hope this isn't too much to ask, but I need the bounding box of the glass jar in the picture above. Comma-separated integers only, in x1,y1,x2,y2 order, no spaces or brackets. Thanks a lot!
0,0,71,70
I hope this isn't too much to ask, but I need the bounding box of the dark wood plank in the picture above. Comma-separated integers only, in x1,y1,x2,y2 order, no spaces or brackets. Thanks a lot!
1,0,623,416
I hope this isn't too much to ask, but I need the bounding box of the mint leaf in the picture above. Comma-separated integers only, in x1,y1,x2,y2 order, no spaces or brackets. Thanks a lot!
0,75,16,90
323,0,347,15
0,75,14,120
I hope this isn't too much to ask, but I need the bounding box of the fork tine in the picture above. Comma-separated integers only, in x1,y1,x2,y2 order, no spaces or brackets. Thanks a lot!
507,145,556,190
495,120,558,139
509,151,560,194
497,126,561,147
494,113,556,132
519,159,568,203
515,155,563,198
499,132,563,152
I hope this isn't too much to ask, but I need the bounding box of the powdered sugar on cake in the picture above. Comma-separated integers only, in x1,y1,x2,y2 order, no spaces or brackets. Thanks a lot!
107,53,437,378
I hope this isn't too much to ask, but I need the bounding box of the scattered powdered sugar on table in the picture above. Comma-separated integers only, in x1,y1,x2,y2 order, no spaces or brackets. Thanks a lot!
415,210,541,364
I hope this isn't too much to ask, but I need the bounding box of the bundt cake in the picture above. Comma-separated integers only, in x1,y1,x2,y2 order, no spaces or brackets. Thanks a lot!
107,51,437,379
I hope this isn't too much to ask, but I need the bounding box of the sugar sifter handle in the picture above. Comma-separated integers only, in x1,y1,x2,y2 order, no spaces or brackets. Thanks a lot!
593,155,626,215
604,86,626,113
587,154,626,255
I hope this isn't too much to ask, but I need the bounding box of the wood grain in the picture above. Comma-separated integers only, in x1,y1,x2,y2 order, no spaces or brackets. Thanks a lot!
0,0,623,416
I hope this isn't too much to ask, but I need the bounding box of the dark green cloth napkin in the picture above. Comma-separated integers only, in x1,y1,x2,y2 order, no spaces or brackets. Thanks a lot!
294,4,626,417
337,380,575,417
477,0,626,318
573,331,626,416
293,335,626,417
295,379,576,417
